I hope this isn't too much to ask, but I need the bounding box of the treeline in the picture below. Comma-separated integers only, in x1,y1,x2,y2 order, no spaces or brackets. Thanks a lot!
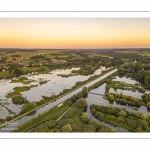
104,91,150,109
91,104,150,132
106,81,144,93
30,55,46,59
104,92,142,107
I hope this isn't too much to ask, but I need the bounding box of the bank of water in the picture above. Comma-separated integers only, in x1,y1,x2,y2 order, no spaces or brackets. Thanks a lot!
0,69,117,132
86,83,128,132
85,76,150,132
0,67,108,119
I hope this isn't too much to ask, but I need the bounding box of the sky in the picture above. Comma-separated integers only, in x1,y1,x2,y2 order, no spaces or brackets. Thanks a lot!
0,18,150,49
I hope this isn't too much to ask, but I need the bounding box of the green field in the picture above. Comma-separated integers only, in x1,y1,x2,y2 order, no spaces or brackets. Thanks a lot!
140,53,150,57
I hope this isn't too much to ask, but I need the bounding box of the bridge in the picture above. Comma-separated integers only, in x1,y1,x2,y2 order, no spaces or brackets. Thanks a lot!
88,92,104,96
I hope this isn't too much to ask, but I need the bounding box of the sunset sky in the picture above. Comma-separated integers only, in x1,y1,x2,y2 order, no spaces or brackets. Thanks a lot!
0,18,150,49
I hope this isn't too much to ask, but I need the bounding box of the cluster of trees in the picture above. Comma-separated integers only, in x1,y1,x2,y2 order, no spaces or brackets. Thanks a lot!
11,54,21,57
105,92,142,107
118,61,150,89
106,81,140,92
90,104,150,132
0,56,7,63
142,94,150,109
19,101,37,114
72,63,101,76
37,94,57,106
12,95,29,105
30,55,46,59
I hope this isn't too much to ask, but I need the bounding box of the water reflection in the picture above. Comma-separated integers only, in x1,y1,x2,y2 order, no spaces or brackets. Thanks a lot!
0,69,116,132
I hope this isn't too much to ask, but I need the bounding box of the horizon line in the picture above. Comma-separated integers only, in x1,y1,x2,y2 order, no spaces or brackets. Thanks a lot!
0,48,150,50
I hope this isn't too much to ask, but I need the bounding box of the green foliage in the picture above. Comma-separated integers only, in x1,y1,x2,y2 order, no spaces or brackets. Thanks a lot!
20,101,37,114
39,80,48,85
11,76,34,85
83,124,96,132
6,85,38,98
62,124,72,132
14,100,71,132
76,98,87,108
107,93,115,101
13,67,24,76
81,112,89,122
118,110,127,117
105,92,142,107
12,95,28,104
142,94,150,104
24,97,115,133
91,104,150,132
147,102,150,109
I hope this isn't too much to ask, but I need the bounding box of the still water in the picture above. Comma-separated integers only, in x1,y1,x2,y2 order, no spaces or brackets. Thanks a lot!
0,67,108,119
0,69,117,132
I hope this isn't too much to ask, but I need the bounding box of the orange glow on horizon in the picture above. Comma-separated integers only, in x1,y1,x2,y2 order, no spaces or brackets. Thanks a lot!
0,18,150,49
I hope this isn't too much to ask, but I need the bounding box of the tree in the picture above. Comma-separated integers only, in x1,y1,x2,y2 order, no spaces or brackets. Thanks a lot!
81,112,89,122
136,127,143,132
113,83,118,89
122,94,128,100
114,92,120,99
108,93,114,101
147,102,150,109
76,98,87,108
13,67,24,76
128,96,136,101
141,114,149,120
62,124,72,132
83,124,96,132
118,110,127,117
82,87,88,95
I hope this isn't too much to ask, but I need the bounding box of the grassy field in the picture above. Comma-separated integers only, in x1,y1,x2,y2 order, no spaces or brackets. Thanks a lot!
62,104,84,131
140,53,150,57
